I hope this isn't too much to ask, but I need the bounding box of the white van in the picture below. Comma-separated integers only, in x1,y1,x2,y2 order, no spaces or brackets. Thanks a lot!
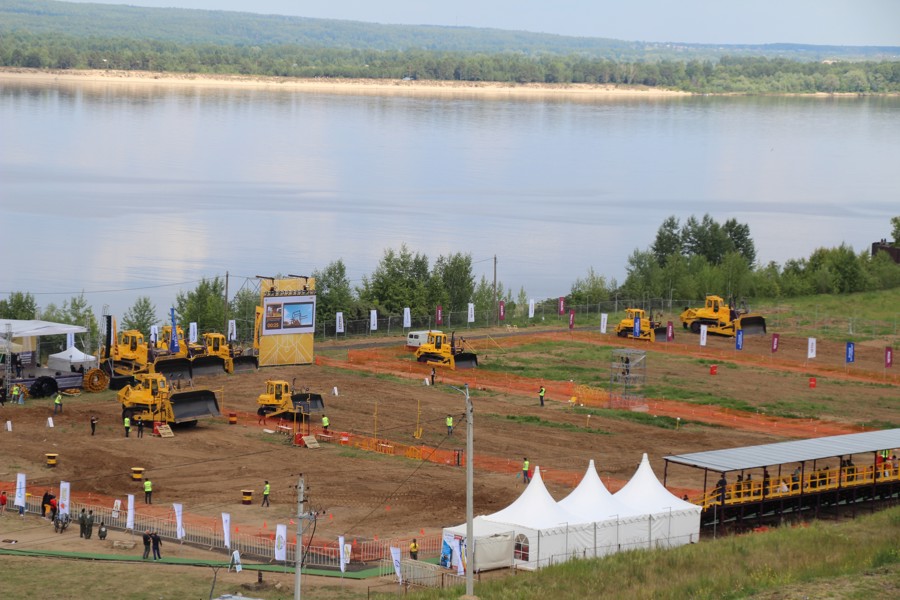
407,330,442,349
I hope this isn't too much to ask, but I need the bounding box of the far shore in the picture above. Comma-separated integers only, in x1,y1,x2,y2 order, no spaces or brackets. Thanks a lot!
0,67,689,99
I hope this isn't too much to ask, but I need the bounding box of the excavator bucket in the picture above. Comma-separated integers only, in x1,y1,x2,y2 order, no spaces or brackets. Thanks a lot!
231,355,259,373
170,389,221,423
453,352,479,369
190,356,228,377
738,316,767,336
153,356,193,380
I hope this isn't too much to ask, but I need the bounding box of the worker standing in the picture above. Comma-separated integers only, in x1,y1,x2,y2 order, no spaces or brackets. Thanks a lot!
446,414,454,436
522,458,530,484
12,383,21,405
144,478,153,504
430,367,436,386
538,386,545,407
124,415,131,438
322,415,330,433
90,415,98,435
137,417,144,438
262,480,271,507
409,538,419,560
53,392,63,414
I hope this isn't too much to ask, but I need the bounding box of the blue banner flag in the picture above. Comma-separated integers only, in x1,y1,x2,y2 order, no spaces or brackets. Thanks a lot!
846,342,855,364
633,315,641,338
169,308,180,354
736,330,744,351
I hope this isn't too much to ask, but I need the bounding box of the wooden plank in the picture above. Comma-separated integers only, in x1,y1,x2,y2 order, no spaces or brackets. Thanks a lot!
302,435,319,448
156,424,175,438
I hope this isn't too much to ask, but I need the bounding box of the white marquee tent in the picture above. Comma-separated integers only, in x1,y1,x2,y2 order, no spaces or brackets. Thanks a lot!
48,346,98,372
613,453,702,549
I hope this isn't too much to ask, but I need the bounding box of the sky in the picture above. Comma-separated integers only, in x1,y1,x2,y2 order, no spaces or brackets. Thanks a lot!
67,0,900,47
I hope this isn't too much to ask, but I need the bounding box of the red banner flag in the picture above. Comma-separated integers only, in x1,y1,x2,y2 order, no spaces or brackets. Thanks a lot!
666,321,674,342
558,297,565,315
568,309,575,330
771,333,780,353
436,305,443,325
499,301,506,321
887,347,894,368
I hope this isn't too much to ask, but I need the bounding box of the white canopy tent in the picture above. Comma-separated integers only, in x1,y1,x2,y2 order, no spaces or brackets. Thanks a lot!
0,319,87,338
613,453,702,549
47,346,98,372
558,459,652,556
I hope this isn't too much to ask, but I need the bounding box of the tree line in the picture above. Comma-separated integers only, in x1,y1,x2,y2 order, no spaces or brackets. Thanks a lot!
2,30,900,93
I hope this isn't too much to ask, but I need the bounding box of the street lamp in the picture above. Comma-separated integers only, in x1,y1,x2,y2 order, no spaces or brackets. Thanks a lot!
448,383,475,598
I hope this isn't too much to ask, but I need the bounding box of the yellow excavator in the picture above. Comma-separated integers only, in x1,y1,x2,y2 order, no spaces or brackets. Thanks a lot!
680,295,767,337
118,372,220,426
415,331,478,369
615,308,669,342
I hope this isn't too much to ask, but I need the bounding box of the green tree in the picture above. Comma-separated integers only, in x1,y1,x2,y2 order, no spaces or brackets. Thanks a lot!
431,253,475,311
720,251,753,299
229,287,259,343
651,216,682,266
681,214,731,265
358,245,430,315
891,216,900,245
174,276,226,333
62,293,100,349
312,259,355,319
0,291,38,319
723,218,757,265
622,249,663,298
568,267,610,306
121,296,158,336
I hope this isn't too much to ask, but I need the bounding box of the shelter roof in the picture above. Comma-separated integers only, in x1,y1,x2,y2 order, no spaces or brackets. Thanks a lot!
0,319,87,338
665,429,900,473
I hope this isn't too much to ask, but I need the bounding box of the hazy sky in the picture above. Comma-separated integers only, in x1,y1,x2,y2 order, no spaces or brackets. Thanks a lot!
67,0,900,46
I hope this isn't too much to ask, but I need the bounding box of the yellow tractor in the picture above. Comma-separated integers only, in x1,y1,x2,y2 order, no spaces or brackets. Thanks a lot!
190,332,258,375
415,331,478,369
615,308,669,342
257,379,325,421
118,372,220,426
150,325,194,380
680,295,767,337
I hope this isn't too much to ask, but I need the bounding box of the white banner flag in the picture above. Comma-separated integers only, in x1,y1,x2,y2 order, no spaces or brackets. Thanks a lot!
457,539,466,575
222,513,231,549
150,325,159,344
808,337,817,359
173,503,185,540
59,481,71,516
403,307,411,328
227,319,237,341
390,546,403,583
335,312,344,334
275,524,288,561
339,535,346,573
66,332,75,348
112,499,121,519
126,494,135,530
370,310,378,331
700,325,708,347
467,303,475,323
231,550,242,572
14,473,26,508
528,299,535,319
189,322,198,344
600,313,608,334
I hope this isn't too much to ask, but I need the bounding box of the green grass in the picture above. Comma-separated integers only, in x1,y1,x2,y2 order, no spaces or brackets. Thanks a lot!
573,407,687,429
757,289,900,341
484,413,609,435
407,506,900,600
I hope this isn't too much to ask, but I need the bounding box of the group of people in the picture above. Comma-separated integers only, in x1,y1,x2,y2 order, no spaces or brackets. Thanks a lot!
75,508,105,539
142,529,163,560
123,415,146,437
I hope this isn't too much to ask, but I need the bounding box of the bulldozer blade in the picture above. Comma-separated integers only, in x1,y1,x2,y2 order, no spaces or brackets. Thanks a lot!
191,356,228,377
653,326,669,342
153,357,193,380
170,389,221,423
291,393,326,414
454,353,479,369
739,316,767,336
231,355,259,373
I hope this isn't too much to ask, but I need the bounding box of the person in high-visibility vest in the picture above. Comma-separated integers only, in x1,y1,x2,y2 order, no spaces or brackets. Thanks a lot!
143,479,153,504
53,392,63,414
522,458,531,484
538,386,545,407
409,538,419,560
262,480,271,507
124,416,131,438
446,414,454,436
12,384,21,405
322,415,330,433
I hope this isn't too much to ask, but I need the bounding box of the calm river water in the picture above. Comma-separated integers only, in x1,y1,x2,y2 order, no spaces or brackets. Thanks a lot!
1,77,898,319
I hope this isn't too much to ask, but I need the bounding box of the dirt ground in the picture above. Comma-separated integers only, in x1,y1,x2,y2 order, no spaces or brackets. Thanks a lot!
1,327,896,553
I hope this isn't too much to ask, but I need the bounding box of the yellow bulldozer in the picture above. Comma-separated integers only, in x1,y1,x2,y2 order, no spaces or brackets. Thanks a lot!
257,379,325,421
679,295,767,337
151,325,194,380
118,372,221,426
415,331,478,370
189,332,258,376
615,308,669,342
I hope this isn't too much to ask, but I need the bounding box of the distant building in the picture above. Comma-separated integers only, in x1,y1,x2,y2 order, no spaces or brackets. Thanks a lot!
872,239,900,264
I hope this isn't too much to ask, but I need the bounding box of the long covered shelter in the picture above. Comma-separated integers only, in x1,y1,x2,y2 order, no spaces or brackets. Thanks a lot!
664,429,900,526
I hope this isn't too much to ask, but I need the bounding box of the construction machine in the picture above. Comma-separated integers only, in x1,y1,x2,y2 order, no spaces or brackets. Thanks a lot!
257,379,325,421
679,295,767,337
118,372,220,425
615,309,669,342
150,326,194,380
190,332,258,375
415,331,478,369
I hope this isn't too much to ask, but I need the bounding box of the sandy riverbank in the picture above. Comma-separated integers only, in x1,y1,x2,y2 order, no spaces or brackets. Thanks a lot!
0,67,689,99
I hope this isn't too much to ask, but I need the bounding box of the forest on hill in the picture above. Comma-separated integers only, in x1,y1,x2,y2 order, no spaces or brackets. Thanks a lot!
1,0,900,93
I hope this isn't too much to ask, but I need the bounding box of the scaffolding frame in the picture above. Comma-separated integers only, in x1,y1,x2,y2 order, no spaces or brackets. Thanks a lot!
609,348,647,409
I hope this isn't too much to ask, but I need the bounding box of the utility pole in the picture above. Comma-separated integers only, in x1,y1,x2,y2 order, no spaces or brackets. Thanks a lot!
464,383,476,598
223,271,229,335
492,255,497,327
295,474,306,600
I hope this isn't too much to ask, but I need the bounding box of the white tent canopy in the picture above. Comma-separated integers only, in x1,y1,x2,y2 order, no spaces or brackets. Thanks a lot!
48,346,98,372
0,319,87,338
